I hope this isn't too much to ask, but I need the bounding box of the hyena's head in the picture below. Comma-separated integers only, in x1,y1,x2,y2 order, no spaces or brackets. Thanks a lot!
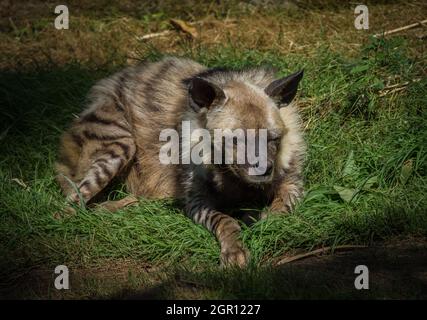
187,69,304,185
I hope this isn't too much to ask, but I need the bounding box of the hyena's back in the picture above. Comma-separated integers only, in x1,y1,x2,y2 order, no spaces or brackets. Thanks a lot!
55,57,205,202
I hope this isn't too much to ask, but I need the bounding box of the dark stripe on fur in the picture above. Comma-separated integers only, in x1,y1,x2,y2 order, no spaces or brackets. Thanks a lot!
71,133,84,148
79,180,92,190
82,130,131,141
114,74,127,112
105,149,121,159
97,161,113,179
103,141,131,159
210,213,227,233
144,60,175,112
193,67,230,80
94,170,102,187
81,113,129,132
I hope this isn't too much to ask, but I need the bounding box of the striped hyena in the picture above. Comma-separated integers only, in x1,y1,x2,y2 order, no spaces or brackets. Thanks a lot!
55,57,305,267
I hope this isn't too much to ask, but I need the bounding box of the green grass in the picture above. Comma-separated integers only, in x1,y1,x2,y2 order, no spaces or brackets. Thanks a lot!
0,3,426,298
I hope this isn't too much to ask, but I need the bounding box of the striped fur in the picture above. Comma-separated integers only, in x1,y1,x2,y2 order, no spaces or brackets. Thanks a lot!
56,57,305,267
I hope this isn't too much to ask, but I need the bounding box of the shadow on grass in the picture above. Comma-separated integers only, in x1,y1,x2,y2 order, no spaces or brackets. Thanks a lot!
0,65,113,175
108,244,427,300
1,241,426,299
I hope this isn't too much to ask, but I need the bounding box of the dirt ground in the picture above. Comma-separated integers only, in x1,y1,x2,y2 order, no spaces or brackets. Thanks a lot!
2,238,426,299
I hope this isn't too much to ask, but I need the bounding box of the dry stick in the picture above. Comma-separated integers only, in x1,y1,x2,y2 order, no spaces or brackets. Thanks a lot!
379,78,421,97
11,178,28,189
378,82,409,97
383,81,410,90
373,19,427,38
276,245,367,266
137,20,204,40
136,19,237,41
379,86,407,97
137,30,172,40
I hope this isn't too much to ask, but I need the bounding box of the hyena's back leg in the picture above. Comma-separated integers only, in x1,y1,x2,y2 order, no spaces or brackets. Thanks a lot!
56,104,136,211
65,136,136,207
93,195,139,212
186,196,249,267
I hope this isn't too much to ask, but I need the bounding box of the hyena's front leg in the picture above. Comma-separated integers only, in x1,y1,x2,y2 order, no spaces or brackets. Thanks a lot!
186,197,249,267
264,176,304,217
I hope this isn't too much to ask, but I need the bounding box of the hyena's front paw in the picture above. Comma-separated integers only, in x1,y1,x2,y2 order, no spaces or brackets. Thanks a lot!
260,202,290,219
53,205,77,219
262,184,303,219
54,193,84,219
66,192,86,206
220,242,249,268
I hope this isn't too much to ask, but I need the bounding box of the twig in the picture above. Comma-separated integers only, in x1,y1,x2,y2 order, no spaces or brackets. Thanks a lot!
379,86,407,97
136,18,237,41
11,178,29,190
136,30,172,41
378,78,421,97
382,81,410,90
137,20,202,41
276,245,367,265
373,19,427,38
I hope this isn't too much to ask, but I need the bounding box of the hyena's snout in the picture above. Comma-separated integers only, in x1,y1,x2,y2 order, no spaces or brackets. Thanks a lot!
243,160,275,184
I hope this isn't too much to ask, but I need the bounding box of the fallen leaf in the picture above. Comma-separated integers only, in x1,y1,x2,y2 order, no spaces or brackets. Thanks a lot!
400,159,413,185
333,185,357,202
11,178,28,189
363,175,378,189
170,19,198,38
305,186,337,202
343,150,358,178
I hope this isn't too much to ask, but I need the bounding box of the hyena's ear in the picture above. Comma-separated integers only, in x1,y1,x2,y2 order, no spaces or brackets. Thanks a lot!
188,77,226,111
265,70,304,106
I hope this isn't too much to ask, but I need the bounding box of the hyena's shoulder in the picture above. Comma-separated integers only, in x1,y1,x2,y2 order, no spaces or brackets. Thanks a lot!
82,57,205,114
131,56,206,88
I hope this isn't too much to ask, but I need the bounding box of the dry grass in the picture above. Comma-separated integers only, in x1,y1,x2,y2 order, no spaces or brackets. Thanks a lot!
1,1,426,69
